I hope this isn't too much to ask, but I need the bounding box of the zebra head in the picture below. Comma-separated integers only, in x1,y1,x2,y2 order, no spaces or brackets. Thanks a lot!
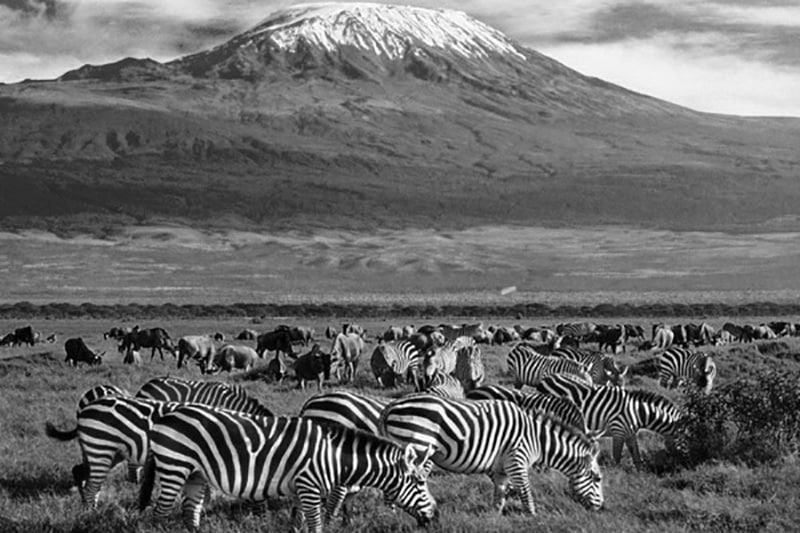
570,436,604,510
384,444,438,526
694,355,717,395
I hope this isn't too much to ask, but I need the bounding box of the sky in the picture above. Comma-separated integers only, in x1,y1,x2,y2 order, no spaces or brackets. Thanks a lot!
1,0,799,117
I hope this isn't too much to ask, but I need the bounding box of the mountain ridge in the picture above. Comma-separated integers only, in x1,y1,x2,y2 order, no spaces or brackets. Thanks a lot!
1,2,800,234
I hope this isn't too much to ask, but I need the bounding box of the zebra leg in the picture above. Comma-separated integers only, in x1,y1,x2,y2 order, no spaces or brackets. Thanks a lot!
489,471,510,514
325,485,353,523
71,462,88,504
625,435,643,469
127,463,142,483
507,451,536,515
612,436,625,465
296,489,324,533
180,472,207,530
82,453,119,507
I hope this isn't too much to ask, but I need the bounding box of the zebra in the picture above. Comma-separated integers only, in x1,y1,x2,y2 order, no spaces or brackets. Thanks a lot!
139,406,438,532
657,347,717,394
550,346,628,387
534,374,683,466
135,376,273,416
422,336,475,382
379,394,604,514
77,384,130,410
454,342,485,392
556,322,597,343
421,371,466,398
370,340,422,388
466,384,586,431
300,391,392,520
507,343,593,389
45,396,177,505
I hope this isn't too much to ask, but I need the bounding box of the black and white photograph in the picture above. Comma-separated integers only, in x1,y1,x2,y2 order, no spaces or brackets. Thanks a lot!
2,1,799,531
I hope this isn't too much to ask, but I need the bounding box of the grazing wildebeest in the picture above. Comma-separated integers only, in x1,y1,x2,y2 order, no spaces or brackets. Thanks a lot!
120,326,175,361
0,332,16,347
103,327,131,341
330,332,365,383
592,324,627,354
176,335,217,370
256,330,295,359
205,344,259,374
64,338,104,366
769,321,796,337
721,322,752,343
13,326,36,346
291,344,332,391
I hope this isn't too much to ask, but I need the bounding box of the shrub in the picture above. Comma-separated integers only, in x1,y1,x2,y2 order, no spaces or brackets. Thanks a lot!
673,369,800,467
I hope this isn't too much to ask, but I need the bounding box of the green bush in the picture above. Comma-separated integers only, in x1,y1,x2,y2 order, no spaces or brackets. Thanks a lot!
673,369,800,467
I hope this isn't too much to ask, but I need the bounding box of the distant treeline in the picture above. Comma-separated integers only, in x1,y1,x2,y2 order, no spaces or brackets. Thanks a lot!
1,301,799,320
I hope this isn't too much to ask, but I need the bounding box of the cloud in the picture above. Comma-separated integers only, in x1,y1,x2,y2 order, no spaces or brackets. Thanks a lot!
541,36,800,116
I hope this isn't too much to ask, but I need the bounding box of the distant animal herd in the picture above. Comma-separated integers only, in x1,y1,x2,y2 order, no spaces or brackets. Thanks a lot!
5,318,796,531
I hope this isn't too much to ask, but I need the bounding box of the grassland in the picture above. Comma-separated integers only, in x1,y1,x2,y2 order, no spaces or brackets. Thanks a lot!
1,316,800,532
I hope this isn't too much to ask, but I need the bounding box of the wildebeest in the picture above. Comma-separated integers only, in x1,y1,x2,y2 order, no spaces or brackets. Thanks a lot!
291,344,332,391
721,322,753,343
64,338,104,366
324,325,339,339
235,329,258,341
119,326,175,361
205,344,259,374
177,335,217,370
591,324,627,354
256,330,295,359
330,332,365,383
0,333,16,347
103,327,131,341
10,326,36,347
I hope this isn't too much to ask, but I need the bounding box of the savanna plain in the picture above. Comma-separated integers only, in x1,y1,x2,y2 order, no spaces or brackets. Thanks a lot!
1,315,799,533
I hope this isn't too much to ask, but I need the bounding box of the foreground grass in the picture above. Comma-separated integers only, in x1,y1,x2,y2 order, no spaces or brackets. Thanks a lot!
1,318,799,532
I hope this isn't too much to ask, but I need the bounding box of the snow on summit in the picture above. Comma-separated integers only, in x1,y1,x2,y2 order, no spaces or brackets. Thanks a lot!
244,2,526,60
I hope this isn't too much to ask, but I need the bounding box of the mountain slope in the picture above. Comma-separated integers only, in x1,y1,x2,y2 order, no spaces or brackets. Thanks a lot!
1,2,800,233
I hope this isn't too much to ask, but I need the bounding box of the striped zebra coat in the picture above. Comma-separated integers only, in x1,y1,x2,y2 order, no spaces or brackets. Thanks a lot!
550,346,628,387
534,374,683,465
45,396,177,506
370,341,422,388
379,395,604,514
657,347,717,394
300,391,392,519
77,384,130,410
422,336,475,381
507,343,593,388
136,376,273,416
140,407,437,532
421,371,466,398
466,384,586,431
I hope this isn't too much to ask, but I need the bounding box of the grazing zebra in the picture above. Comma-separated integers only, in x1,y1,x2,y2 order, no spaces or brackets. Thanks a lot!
300,391,393,520
370,340,422,388
551,346,628,387
135,376,273,417
139,407,438,532
556,322,597,343
507,343,592,389
421,371,466,398
45,396,176,505
379,395,603,514
534,374,683,466
466,385,586,431
77,384,130,410
657,347,717,394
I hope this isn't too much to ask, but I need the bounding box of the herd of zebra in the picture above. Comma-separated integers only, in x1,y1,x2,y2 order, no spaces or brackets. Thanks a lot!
40,314,736,531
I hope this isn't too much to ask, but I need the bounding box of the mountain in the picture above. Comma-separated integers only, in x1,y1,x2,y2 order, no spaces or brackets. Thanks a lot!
1,2,800,234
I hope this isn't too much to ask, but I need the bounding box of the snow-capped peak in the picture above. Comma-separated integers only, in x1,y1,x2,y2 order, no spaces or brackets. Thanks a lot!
244,2,526,61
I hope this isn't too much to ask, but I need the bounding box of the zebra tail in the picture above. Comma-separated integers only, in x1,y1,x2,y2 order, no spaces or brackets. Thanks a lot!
44,421,78,441
138,456,156,511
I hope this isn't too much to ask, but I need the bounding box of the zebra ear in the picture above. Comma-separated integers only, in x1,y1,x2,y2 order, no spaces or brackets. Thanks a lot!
403,444,418,467
420,444,435,465
621,365,629,377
